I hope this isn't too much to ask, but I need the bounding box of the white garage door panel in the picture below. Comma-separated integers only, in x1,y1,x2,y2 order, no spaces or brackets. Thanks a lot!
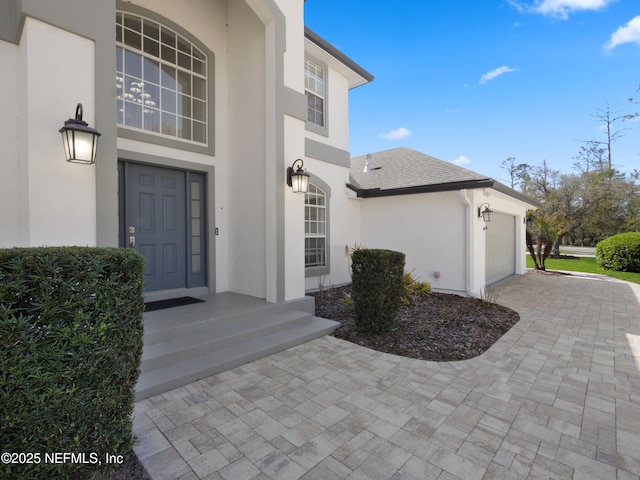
486,212,515,285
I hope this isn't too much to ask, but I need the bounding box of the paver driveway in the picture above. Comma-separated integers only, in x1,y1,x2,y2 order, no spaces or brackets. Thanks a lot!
133,272,640,479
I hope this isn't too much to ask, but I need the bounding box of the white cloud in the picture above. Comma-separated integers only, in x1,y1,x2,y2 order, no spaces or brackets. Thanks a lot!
509,0,615,19
506,0,527,13
538,0,614,19
605,16,640,51
452,155,471,166
381,127,411,140
479,66,517,85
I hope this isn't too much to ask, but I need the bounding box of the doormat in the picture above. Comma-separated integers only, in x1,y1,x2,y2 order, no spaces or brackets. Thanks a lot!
144,296,205,312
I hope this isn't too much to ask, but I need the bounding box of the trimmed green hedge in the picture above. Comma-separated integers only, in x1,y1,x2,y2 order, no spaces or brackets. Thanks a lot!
596,232,640,273
0,247,145,479
351,249,405,334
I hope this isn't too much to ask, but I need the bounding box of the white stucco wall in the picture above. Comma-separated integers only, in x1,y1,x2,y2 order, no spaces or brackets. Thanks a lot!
227,0,268,299
284,120,307,301
359,191,469,294
0,37,24,247
325,68,350,151
278,0,329,301
228,0,309,302
304,65,350,152
302,34,361,291
2,18,97,248
354,186,533,297
282,0,304,93
303,160,361,292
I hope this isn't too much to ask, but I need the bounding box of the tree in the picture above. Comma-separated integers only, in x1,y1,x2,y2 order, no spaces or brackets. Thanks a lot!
521,159,560,203
625,84,640,122
579,102,629,174
573,143,605,174
500,156,530,191
526,210,565,270
521,89,640,255
623,170,640,231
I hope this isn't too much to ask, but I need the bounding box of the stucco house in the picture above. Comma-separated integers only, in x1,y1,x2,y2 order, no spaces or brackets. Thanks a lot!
0,0,374,398
345,147,539,296
0,1,535,398
0,0,372,303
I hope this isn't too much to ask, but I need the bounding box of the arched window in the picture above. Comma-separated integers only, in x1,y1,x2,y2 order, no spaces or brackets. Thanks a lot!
305,183,329,275
116,12,208,145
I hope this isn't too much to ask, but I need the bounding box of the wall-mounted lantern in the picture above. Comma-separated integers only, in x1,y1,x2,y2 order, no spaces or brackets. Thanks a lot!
478,203,493,223
287,159,310,194
59,103,101,164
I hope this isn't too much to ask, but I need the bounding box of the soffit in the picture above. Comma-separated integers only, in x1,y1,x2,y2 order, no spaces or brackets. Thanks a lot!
304,30,373,89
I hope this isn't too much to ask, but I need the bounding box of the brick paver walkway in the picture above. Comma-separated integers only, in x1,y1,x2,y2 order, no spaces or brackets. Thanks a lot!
133,272,640,479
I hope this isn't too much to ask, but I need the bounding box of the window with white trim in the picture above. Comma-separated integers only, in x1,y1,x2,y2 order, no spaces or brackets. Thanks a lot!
305,57,325,127
305,184,327,269
116,12,208,144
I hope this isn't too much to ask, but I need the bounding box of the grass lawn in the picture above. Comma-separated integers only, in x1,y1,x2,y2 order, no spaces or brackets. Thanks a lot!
526,255,640,285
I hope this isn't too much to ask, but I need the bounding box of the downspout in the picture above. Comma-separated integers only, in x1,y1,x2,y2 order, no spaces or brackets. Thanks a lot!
460,189,474,296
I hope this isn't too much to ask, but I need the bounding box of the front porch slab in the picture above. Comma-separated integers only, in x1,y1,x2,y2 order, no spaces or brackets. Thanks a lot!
136,292,339,401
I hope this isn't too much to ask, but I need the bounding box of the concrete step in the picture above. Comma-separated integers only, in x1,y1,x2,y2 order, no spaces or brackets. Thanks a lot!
143,294,315,345
136,314,339,401
141,309,314,372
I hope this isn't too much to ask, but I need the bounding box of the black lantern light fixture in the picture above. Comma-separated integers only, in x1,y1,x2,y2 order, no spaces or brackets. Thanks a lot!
287,159,310,194
478,203,493,223
59,103,101,164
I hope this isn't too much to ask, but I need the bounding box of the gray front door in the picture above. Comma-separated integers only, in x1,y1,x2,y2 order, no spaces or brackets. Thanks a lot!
125,163,187,291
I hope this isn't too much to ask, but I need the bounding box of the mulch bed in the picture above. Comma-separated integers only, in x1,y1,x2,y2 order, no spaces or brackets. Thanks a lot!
310,285,520,362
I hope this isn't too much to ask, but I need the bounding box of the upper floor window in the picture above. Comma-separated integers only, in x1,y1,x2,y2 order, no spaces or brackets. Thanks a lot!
305,58,325,128
116,12,208,144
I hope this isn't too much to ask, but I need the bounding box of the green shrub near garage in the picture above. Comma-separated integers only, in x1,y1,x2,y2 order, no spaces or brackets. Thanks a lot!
0,247,144,480
596,232,640,273
351,248,405,334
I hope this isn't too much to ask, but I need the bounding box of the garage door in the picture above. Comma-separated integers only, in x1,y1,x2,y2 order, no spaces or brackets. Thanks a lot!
485,212,515,285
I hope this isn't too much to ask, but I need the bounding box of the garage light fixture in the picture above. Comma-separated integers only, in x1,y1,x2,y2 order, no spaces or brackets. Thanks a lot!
59,103,101,164
287,159,310,194
478,203,493,223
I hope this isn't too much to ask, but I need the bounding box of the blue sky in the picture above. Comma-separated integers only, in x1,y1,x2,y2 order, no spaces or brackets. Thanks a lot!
304,0,640,185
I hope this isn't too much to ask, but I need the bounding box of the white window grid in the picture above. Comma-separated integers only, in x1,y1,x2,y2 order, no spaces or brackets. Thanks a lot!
305,58,325,127
305,184,327,268
116,12,208,144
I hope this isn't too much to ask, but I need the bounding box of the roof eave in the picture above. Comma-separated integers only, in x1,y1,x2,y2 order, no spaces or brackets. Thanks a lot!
491,181,542,208
304,27,374,88
346,178,495,199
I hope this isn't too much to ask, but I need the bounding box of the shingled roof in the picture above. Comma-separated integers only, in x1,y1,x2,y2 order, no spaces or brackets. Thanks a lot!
348,147,538,206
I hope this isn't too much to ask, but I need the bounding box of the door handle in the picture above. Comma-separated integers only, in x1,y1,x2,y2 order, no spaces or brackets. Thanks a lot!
129,236,136,247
